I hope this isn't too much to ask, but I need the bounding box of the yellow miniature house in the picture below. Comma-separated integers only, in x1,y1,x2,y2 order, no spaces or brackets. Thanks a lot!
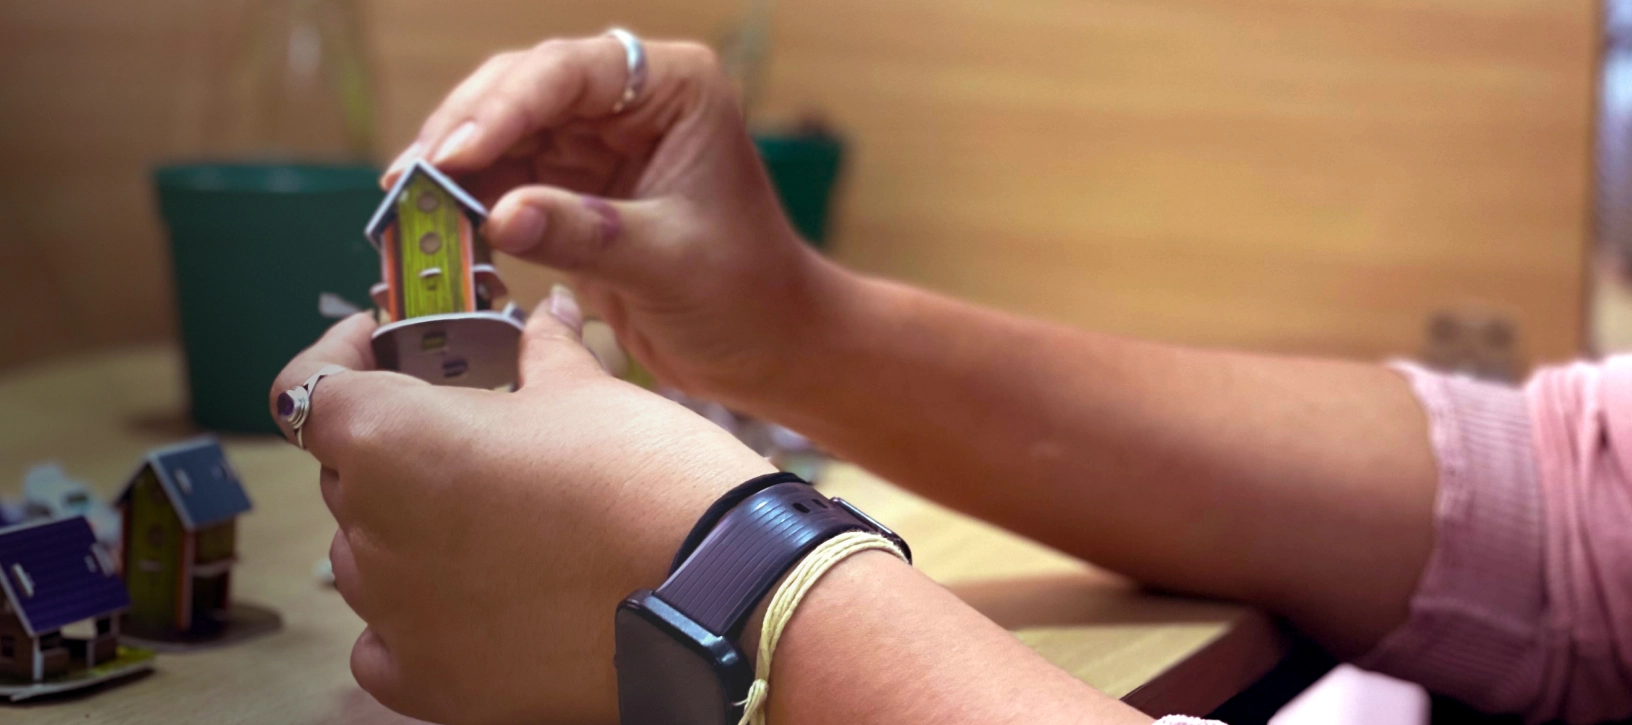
116,438,250,640
365,160,525,389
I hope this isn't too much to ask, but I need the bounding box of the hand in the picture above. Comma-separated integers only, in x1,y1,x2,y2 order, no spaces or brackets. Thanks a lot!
382,34,849,409
268,290,775,724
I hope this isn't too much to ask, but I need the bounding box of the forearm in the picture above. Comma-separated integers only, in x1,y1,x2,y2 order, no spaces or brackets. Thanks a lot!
765,551,1152,725
757,261,1438,656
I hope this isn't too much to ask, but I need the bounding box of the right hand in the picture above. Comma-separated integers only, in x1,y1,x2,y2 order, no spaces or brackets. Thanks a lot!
269,300,776,724
383,34,847,408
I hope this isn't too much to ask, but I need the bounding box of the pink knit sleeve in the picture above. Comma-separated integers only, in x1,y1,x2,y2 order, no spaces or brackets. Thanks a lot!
1358,360,1632,724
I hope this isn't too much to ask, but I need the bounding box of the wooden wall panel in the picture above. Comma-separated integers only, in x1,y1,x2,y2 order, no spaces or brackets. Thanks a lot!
759,0,1597,361
0,0,1597,371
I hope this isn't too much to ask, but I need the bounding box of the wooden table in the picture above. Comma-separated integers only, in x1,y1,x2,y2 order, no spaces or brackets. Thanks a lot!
2,347,1287,724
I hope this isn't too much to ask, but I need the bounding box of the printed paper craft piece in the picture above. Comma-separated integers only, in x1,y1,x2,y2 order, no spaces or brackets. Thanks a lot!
21,462,121,547
365,159,525,390
114,438,281,650
0,516,155,701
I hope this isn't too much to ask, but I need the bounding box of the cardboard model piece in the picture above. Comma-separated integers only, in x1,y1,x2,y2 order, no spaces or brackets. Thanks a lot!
0,516,154,701
366,159,526,389
115,438,279,648
21,462,121,547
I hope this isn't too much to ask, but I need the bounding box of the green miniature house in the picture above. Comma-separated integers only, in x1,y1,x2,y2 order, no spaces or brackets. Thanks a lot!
115,438,251,639
365,159,525,389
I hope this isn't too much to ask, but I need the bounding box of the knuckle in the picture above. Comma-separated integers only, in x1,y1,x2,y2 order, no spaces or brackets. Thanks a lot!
328,533,362,604
312,378,395,459
470,96,508,129
349,642,393,701
528,51,573,89
531,37,571,57
352,641,443,724
327,531,346,564
673,41,722,75
483,49,523,70
528,39,581,78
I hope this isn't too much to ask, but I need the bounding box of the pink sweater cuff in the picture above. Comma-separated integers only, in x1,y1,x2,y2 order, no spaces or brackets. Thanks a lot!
1358,363,1547,713
1362,361,1632,723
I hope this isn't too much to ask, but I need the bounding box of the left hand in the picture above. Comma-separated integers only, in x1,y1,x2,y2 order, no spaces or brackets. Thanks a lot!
268,289,774,724
379,34,837,412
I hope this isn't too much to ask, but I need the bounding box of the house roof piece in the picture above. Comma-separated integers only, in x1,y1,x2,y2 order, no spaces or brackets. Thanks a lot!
117,437,253,531
364,158,489,249
0,517,129,636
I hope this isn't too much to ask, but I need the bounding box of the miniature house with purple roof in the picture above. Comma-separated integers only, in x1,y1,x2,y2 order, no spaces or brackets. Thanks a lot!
0,516,128,682
115,437,251,639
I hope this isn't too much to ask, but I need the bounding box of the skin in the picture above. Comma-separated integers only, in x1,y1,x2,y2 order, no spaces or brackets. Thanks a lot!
275,297,1149,725
275,33,1441,725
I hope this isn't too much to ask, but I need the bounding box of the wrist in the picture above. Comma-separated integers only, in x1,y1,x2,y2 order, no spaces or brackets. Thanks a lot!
725,251,884,420
609,439,778,595
738,550,916,720
615,475,911,724
733,547,904,664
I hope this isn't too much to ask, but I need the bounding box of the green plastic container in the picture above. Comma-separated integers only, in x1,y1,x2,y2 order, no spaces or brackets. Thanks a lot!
754,132,845,247
154,163,382,433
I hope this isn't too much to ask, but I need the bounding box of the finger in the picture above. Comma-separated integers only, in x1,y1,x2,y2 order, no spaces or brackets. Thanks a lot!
269,313,422,463
319,466,343,523
420,37,624,174
328,529,372,621
269,313,377,434
380,50,526,188
416,38,722,179
485,185,678,288
517,285,606,388
352,628,421,719
581,320,630,378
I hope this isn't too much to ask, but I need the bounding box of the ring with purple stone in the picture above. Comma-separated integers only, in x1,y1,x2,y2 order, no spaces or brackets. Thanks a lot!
276,365,349,450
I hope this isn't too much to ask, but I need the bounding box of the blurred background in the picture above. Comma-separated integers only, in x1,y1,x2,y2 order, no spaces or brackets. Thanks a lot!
0,0,1601,384
0,3,1617,720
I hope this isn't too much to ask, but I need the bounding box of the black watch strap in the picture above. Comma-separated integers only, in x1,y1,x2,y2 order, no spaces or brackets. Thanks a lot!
655,480,909,639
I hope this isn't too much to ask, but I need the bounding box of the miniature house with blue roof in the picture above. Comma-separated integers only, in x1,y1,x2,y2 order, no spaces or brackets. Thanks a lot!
115,437,252,639
365,159,525,390
0,516,129,681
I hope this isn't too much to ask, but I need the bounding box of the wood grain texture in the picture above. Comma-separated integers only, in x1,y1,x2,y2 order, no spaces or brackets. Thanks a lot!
0,0,1596,370
1,347,1281,722
757,0,1598,362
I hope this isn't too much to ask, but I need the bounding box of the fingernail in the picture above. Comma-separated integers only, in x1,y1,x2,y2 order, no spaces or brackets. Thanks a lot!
548,284,583,332
497,202,546,253
380,142,423,188
431,121,478,165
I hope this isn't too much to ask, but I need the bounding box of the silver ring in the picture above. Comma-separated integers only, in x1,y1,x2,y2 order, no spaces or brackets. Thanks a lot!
606,28,647,114
277,365,348,450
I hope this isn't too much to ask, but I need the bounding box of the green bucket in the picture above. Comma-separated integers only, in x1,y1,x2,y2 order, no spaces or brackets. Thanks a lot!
154,163,382,433
754,132,845,247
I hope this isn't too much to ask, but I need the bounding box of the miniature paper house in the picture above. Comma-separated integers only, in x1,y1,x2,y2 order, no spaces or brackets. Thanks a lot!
22,463,120,547
365,159,525,389
0,517,129,682
115,438,251,639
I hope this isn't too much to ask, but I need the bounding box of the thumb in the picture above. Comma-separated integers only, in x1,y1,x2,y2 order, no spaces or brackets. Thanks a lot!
486,186,674,287
516,284,607,388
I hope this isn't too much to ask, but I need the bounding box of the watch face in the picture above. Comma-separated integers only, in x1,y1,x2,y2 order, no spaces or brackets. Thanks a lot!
616,591,751,725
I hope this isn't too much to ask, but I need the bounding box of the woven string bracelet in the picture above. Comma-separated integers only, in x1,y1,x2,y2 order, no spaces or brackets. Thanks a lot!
735,531,910,725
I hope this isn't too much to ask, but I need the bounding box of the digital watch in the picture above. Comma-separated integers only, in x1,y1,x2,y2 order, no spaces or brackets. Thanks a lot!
614,472,909,724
